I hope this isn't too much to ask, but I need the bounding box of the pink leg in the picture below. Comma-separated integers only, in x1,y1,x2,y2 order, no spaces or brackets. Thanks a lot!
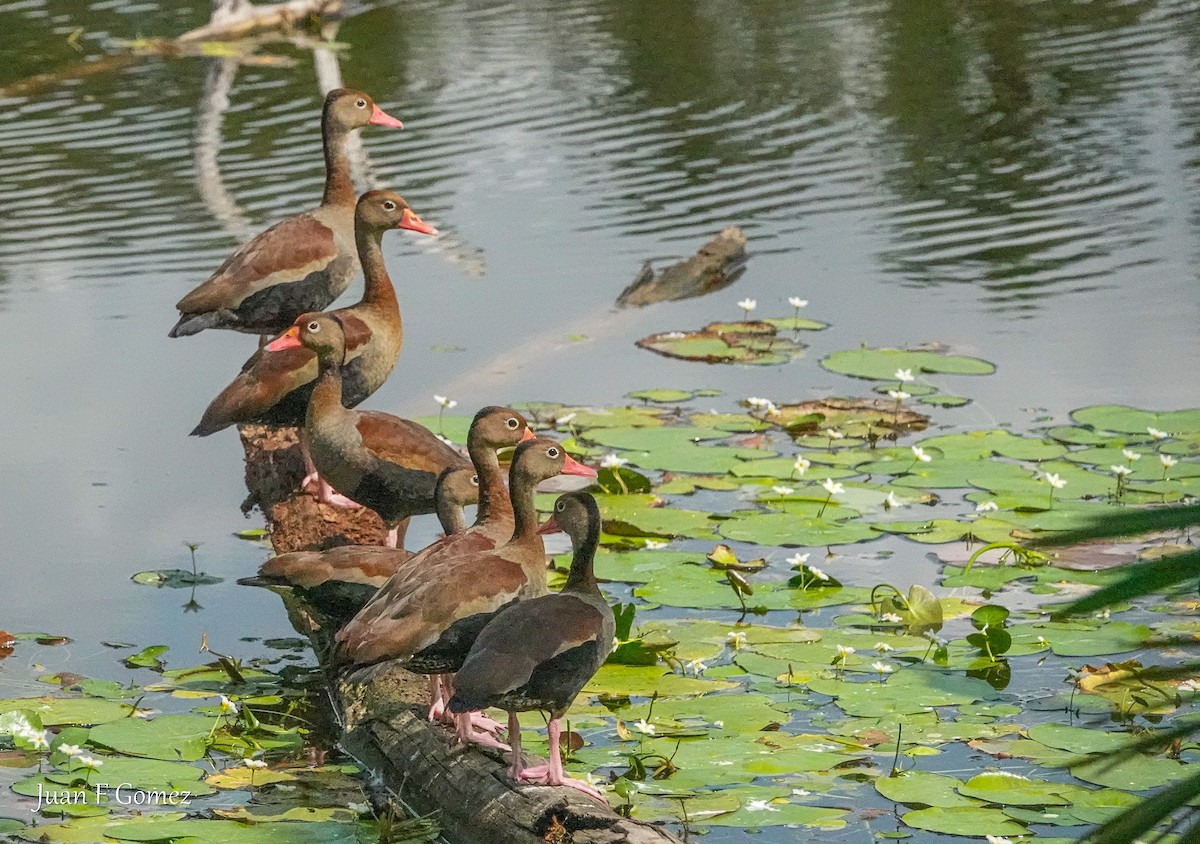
297,431,362,509
441,675,503,734
427,675,446,722
453,711,510,751
517,719,606,802
385,525,400,548
506,711,524,779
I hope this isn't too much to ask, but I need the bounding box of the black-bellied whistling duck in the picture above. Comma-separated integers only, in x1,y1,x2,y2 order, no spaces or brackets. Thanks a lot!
333,437,597,746
170,89,404,339
190,190,436,448
239,467,479,624
447,491,613,801
269,312,469,547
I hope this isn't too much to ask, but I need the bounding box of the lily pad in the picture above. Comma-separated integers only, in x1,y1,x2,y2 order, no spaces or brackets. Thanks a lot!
131,570,223,588
901,806,1027,837
88,714,217,761
638,321,806,366
0,698,133,726
822,348,996,381
719,511,880,547
875,771,979,808
1071,405,1200,437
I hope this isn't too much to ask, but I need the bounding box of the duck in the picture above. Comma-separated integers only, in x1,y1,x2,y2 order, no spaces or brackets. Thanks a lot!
333,437,596,745
190,190,436,495
170,89,405,339
447,491,613,801
240,466,479,625
269,312,470,547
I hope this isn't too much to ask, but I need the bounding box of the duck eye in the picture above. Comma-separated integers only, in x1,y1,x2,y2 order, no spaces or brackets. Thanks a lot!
506,418,519,429
470,475,479,486
547,447,560,458
307,321,321,332
356,98,367,108
383,200,396,211
556,501,565,512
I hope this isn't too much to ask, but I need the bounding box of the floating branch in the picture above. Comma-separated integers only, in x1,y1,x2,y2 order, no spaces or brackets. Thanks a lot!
617,227,748,308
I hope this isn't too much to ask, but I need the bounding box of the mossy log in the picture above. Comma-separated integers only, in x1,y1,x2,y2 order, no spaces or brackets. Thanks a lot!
238,424,684,844
616,226,748,308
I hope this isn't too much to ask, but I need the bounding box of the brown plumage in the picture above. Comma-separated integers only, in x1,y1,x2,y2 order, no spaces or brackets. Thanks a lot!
239,467,479,624
447,491,613,800
333,436,596,673
170,89,405,338
190,190,436,436
277,312,470,546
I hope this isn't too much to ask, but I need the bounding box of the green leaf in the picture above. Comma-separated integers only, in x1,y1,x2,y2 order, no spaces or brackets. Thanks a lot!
821,348,996,381
901,806,1028,837
130,570,222,588
874,771,979,808
88,714,217,761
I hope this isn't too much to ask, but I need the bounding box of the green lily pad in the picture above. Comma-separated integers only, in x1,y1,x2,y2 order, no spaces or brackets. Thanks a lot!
1071,405,1200,437
875,771,978,808
638,321,807,366
719,512,879,547
130,570,223,588
0,698,134,726
628,389,701,404
1026,722,1133,755
596,495,718,539
901,806,1027,837
1070,754,1191,790
957,771,1071,807
822,349,996,381
88,714,217,761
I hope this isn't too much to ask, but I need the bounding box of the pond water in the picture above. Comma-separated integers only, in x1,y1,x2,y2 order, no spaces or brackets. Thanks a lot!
0,0,1198,838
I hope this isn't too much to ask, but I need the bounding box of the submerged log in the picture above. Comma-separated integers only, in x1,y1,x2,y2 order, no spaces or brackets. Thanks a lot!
237,424,685,844
177,0,343,43
616,226,748,308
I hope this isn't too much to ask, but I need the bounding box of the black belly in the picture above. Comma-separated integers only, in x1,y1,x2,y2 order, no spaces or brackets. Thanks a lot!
236,260,352,335
493,642,604,718
351,464,440,524
404,605,517,675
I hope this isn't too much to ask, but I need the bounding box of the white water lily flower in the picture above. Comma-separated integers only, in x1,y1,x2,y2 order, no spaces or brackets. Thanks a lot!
986,837,1014,844
826,429,845,440
745,396,772,408
737,298,757,313
348,801,371,815
808,565,829,582
245,758,268,769
599,453,629,469
1161,454,1178,468
686,659,708,677
821,478,844,495
713,720,724,729
644,540,668,550
746,799,780,812
1044,472,1067,489
555,413,577,426
633,719,656,735
788,297,808,309
77,756,103,769
58,743,83,757
884,491,901,509
881,612,903,623
662,331,687,339
1148,426,1169,439
875,642,895,653
1096,608,1111,619
911,445,932,463
1111,465,1132,477
975,501,999,512
1122,449,1141,462
433,395,457,409
219,695,239,716
29,731,50,750
772,486,794,495
792,788,812,797
726,631,747,650
872,661,894,675
887,390,910,401
787,552,811,567
894,368,915,383
836,645,856,658
793,456,811,476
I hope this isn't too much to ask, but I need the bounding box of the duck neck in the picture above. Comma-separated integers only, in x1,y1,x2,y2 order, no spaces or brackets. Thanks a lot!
435,480,466,535
508,464,544,544
321,119,356,208
355,226,399,311
308,361,345,423
563,518,601,595
467,437,511,526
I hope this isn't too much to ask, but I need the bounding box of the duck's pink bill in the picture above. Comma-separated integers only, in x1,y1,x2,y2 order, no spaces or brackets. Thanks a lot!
561,453,597,478
398,208,438,236
368,105,404,129
265,325,301,352
537,515,560,535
